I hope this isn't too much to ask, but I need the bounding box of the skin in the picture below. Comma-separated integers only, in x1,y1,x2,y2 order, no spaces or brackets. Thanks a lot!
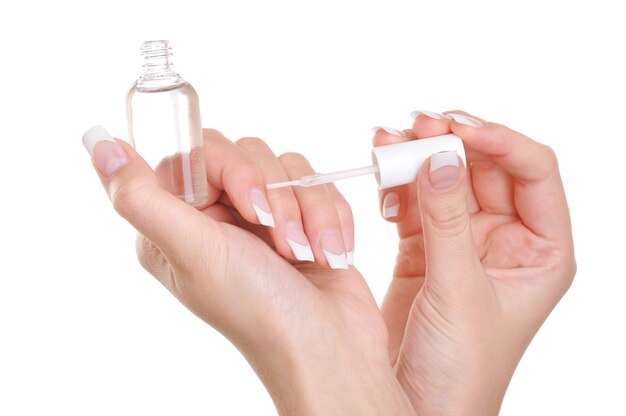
86,110,575,415
377,111,576,414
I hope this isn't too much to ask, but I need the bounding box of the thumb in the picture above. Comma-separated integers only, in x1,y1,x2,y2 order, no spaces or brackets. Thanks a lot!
82,125,221,269
417,150,484,293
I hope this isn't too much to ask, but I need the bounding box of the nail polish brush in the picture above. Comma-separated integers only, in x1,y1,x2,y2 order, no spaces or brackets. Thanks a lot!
266,133,465,191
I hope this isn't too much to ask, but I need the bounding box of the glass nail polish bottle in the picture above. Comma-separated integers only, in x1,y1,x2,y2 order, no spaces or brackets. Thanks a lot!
126,40,209,208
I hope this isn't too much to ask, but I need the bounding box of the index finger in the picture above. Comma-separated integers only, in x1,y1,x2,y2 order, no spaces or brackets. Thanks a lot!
202,128,275,228
447,111,572,241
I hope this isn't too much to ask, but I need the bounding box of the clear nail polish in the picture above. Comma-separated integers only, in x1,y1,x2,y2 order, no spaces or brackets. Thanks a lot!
372,126,407,136
446,113,483,127
429,151,460,190
383,192,400,219
410,110,447,120
285,223,314,261
127,40,209,208
320,230,348,270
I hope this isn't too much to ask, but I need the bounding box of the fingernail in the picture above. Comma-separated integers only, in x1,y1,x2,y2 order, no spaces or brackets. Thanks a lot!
250,188,275,228
82,125,127,177
285,223,314,262
342,229,354,266
319,230,348,270
446,113,483,127
382,192,400,219
371,126,407,137
410,110,447,120
429,151,459,190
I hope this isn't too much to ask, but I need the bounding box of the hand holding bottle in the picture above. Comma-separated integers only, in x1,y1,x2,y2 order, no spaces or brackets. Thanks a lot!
82,125,416,415
375,110,576,414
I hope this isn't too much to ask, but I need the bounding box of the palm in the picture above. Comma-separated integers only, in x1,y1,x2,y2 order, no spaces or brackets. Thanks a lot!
382,153,561,361
296,262,391,348
197,202,392,358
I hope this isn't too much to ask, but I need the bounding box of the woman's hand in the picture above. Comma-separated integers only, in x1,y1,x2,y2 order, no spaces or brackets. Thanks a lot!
375,111,576,414
83,126,415,415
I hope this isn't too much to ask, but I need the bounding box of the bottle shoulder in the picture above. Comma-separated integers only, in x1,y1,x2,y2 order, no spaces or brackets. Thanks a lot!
130,74,197,94
127,79,197,96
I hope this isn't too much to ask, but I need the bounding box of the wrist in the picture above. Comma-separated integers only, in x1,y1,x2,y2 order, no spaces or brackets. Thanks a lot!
396,356,513,416
244,333,415,415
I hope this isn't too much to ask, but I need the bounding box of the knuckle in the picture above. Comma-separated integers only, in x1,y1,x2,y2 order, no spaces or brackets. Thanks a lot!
559,254,577,292
202,128,226,143
236,136,269,151
542,144,558,166
568,258,577,283
222,158,260,182
270,191,300,212
537,144,559,179
427,202,469,237
279,152,308,166
110,179,155,221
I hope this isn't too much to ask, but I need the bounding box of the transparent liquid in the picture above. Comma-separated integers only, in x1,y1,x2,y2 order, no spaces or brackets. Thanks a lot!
127,81,209,208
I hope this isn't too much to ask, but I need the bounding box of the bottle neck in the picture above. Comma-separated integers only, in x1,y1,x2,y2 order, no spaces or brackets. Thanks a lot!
137,40,184,90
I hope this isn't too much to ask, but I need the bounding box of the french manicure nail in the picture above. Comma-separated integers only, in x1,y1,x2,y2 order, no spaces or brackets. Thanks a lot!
429,151,459,190
82,125,127,177
446,113,483,127
342,229,354,266
250,188,275,228
382,192,400,219
346,250,354,266
372,126,407,137
320,230,348,270
410,110,447,120
285,223,314,262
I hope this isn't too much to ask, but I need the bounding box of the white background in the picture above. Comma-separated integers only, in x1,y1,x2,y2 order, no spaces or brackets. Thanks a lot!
1,0,624,414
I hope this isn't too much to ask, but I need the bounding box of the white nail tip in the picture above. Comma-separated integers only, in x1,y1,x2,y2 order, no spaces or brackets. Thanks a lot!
372,126,406,137
82,125,115,156
430,151,459,172
286,239,315,262
322,249,349,270
346,250,354,266
410,110,446,120
383,203,400,219
252,204,275,228
447,113,482,127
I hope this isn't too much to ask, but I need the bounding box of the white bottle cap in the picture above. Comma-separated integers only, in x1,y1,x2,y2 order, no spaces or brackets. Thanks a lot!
371,134,466,189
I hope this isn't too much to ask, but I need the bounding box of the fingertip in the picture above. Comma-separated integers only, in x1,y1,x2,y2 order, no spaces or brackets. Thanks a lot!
372,125,411,147
410,110,448,121
82,126,130,179
446,113,484,128
417,151,466,199
372,126,408,137
409,110,452,138
82,125,116,155
250,187,276,228
285,222,315,262
342,228,354,265
381,191,401,221
316,227,349,270
202,128,228,142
